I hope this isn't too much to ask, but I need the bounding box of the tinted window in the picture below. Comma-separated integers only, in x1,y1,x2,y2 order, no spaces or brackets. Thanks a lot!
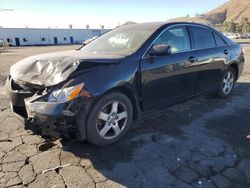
154,26,191,53
189,26,216,49
213,33,226,46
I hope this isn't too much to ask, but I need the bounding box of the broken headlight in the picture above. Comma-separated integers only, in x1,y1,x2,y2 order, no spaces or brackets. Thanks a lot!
47,83,84,102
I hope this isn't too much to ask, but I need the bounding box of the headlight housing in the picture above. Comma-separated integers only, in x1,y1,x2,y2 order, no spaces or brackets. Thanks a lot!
47,83,84,102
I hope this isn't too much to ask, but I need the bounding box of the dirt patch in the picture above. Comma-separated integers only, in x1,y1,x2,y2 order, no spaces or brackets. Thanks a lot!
0,74,6,85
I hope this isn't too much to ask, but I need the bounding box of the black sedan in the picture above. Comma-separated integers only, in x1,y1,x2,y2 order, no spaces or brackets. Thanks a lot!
6,22,244,146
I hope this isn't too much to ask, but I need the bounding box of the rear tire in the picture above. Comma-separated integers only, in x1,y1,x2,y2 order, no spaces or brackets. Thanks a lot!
217,67,236,98
85,92,133,147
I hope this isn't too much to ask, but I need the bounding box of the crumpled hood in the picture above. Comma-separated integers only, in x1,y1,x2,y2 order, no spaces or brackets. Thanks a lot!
10,50,124,86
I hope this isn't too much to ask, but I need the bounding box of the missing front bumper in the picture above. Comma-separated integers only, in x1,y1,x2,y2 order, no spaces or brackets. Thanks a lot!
6,76,90,140
7,82,72,137
11,101,78,139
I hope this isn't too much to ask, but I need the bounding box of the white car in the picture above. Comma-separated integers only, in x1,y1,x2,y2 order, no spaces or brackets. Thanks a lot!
109,34,129,47
225,33,240,39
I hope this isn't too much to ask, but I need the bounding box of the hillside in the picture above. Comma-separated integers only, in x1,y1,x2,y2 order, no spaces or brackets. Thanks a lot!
171,0,250,24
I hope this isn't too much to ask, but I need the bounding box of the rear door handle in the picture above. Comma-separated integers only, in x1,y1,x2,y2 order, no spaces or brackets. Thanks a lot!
224,50,230,55
188,56,198,63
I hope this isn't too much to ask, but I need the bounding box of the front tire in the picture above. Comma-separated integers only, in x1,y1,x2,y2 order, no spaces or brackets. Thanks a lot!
86,92,133,147
217,67,236,98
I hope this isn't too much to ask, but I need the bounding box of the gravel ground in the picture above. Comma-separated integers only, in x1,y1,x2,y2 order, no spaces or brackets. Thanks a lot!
0,45,250,188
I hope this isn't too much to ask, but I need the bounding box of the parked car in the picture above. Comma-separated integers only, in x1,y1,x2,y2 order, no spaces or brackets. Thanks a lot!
229,33,250,39
108,33,130,47
239,34,250,39
225,33,240,39
6,22,245,146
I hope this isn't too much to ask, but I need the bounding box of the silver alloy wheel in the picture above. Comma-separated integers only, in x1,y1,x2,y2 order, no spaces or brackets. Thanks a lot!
222,71,234,95
96,101,128,140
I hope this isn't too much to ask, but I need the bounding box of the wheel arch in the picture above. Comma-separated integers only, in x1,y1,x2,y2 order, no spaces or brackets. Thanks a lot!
76,84,140,141
107,85,141,121
228,63,239,80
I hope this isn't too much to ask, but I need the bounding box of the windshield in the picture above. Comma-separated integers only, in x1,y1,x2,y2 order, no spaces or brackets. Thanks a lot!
80,25,157,56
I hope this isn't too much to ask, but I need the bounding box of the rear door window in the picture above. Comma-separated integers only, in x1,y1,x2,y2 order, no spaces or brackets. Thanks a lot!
189,26,216,49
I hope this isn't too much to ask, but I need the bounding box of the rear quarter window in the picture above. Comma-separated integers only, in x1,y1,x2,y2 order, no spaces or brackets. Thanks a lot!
213,33,227,46
189,26,216,49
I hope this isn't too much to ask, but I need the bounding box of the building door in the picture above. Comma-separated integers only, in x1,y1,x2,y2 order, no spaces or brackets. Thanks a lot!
70,36,74,44
15,38,20,46
54,37,58,44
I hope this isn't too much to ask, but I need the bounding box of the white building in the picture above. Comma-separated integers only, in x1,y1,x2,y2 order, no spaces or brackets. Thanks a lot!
0,27,109,46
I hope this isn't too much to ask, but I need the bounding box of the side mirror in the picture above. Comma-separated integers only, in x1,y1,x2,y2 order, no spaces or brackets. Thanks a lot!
149,44,172,56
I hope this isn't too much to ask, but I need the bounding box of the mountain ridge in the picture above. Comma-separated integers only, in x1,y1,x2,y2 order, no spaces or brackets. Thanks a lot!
171,0,250,24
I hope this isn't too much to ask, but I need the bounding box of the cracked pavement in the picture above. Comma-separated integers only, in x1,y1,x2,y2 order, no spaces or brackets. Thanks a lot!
0,45,250,188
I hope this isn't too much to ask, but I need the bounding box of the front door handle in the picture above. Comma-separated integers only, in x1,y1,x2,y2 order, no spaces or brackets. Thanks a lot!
188,56,198,63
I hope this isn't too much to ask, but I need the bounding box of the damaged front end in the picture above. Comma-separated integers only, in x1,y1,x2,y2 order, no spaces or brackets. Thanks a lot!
6,76,91,139
6,49,124,140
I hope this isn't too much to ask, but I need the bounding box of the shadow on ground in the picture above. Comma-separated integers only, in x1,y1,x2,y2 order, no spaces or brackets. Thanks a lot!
57,82,250,187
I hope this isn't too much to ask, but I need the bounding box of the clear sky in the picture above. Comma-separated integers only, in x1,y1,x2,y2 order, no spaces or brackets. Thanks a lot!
0,0,228,29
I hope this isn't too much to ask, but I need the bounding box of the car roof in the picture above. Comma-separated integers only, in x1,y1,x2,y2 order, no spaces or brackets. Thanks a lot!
118,21,212,31
118,21,235,46
117,22,164,30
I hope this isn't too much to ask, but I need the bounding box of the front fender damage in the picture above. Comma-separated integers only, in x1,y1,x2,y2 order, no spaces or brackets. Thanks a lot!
10,56,80,87
8,50,125,140
21,87,91,140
